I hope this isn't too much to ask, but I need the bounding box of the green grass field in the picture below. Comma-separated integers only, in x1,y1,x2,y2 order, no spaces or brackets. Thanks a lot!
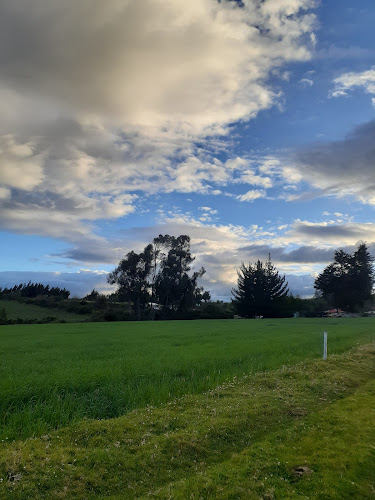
1,318,375,442
0,299,89,323
1,330,375,498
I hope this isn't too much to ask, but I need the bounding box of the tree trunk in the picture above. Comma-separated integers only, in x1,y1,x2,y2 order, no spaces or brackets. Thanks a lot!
136,298,141,321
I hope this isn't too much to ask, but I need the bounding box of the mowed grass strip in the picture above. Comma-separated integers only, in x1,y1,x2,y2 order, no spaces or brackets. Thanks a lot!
1,318,375,440
155,368,375,500
1,342,375,499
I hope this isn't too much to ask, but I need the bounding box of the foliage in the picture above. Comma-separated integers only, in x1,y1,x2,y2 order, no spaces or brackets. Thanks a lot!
198,300,234,319
232,256,289,317
314,243,374,311
83,289,100,301
0,282,70,299
108,244,153,320
154,234,210,315
0,307,7,325
108,234,210,319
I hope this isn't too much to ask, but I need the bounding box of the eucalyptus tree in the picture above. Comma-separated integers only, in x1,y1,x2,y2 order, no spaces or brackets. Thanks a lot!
108,235,210,319
107,244,153,320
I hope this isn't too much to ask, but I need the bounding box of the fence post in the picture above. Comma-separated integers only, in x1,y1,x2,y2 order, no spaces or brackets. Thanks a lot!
323,331,327,360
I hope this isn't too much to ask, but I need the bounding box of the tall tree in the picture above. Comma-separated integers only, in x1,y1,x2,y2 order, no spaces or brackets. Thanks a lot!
108,235,210,319
315,243,374,311
232,256,289,318
150,234,174,305
155,235,210,313
107,244,153,320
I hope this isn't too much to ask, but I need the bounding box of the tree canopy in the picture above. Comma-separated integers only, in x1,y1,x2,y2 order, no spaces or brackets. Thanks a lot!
108,244,153,320
0,282,70,299
232,256,289,318
314,243,374,311
108,234,210,319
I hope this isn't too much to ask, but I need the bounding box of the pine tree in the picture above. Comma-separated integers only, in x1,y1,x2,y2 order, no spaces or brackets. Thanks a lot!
232,256,289,318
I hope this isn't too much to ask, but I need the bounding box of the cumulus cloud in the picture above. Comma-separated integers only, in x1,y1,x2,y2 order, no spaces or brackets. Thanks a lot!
0,135,45,189
0,0,316,241
0,0,315,132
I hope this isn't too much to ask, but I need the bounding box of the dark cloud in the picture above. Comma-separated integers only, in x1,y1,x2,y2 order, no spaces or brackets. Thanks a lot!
55,248,117,265
237,244,335,263
292,120,375,204
203,273,315,300
290,221,375,245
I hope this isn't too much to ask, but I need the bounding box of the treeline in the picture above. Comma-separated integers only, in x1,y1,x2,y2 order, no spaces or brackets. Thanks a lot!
0,282,70,300
1,239,374,323
79,294,234,322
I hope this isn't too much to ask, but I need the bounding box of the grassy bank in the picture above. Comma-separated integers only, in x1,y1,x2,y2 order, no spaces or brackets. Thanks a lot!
1,341,375,498
0,299,89,323
1,318,375,441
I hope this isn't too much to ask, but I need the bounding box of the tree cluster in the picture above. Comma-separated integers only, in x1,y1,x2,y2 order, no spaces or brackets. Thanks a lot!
108,234,210,320
314,243,374,312
0,282,70,299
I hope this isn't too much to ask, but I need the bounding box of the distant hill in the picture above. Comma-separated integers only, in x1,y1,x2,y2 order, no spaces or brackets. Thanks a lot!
0,300,89,323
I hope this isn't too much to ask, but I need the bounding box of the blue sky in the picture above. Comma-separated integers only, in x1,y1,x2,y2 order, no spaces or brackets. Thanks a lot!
0,0,375,299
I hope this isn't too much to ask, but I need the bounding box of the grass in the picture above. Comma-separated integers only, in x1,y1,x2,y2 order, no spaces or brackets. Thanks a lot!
1,340,375,498
0,299,88,323
1,318,375,442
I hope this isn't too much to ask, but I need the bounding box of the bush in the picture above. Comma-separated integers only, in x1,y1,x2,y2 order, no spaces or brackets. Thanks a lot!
0,307,8,325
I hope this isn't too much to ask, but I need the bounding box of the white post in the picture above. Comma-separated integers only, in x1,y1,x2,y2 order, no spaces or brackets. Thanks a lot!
323,331,327,360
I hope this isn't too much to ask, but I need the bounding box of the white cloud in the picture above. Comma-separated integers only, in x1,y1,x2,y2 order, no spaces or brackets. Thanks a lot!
330,67,375,106
236,189,266,202
0,0,317,241
0,187,11,200
0,135,45,190
236,169,273,188
298,78,314,87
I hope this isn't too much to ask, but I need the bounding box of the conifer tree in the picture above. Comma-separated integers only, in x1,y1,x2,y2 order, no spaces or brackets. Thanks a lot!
232,256,289,318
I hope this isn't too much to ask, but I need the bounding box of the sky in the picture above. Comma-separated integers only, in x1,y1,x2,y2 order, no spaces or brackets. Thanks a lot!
0,0,375,299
